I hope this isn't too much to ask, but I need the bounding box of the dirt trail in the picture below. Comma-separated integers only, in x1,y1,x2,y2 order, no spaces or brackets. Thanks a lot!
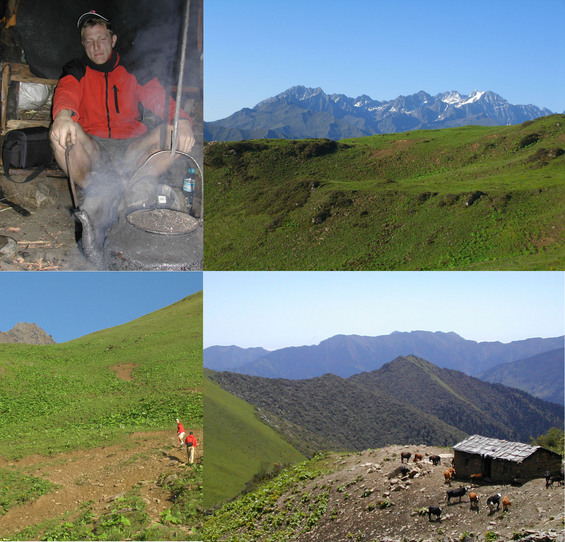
0,429,202,538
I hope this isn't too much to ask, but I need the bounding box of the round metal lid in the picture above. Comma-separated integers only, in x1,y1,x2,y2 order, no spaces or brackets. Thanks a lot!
126,208,199,235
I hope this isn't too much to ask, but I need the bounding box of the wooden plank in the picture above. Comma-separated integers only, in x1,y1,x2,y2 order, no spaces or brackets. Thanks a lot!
6,119,51,130
1,64,11,135
7,63,58,86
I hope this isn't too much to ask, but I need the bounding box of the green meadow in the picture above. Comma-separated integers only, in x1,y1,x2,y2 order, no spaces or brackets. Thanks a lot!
204,115,565,270
0,291,203,540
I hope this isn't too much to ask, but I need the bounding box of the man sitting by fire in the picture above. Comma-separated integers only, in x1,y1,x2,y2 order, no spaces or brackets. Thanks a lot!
49,10,194,247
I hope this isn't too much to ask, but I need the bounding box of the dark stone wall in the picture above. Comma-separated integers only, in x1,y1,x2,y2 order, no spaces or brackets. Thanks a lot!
454,449,563,483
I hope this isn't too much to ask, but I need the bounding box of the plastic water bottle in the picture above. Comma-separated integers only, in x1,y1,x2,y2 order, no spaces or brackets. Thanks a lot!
182,168,196,213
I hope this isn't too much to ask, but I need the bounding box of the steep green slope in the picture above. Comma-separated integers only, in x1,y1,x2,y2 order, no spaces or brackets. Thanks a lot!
204,115,565,270
0,291,203,459
203,372,305,508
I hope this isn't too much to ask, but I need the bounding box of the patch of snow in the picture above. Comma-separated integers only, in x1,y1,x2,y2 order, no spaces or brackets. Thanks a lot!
441,91,463,105
457,90,485,107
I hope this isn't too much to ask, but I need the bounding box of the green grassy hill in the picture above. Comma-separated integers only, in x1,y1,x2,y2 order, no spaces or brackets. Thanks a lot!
0,292,203,459
203,371,305,508
204,115,565,270
0,291,203,540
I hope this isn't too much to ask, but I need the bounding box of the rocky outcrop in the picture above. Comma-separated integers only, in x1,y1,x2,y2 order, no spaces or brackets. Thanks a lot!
0,322,55,344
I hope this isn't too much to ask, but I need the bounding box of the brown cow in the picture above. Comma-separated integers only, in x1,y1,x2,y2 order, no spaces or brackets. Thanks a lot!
502,495,511,512
444,467,456,485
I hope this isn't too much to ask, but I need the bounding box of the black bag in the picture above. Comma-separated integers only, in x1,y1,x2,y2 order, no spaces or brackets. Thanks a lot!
2,126,54,183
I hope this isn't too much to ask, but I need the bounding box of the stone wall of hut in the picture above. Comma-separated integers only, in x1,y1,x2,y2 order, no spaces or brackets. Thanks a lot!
453,448,562,483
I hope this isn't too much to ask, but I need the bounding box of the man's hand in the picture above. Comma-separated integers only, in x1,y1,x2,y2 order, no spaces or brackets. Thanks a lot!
175,118,195,154
50,110,78,149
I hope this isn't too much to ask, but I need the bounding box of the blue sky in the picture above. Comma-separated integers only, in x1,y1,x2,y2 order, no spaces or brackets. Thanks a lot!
0,272,202,343
204,0,565,121
204,271,565,349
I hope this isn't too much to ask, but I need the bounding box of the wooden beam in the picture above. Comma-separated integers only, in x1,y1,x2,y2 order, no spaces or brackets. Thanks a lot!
1,64,10,134
6,119,51,131
7,63,58,86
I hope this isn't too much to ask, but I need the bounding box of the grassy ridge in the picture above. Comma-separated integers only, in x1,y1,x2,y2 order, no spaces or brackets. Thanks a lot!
0,292,203,459
204,115,565,270
203,372,305,508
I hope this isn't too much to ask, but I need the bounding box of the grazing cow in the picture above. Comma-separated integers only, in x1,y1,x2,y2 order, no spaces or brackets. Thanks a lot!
413,453,424,462
470,473,483,485
502,495,511,512
446,486,467,504
400,452,411,463
444,467,456,485
469,491,480,511
427,506,442,522
429,454,441,466
487,493,502,513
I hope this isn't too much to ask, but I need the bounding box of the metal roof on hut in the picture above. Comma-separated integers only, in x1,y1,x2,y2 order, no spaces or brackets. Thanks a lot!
453,435,541,463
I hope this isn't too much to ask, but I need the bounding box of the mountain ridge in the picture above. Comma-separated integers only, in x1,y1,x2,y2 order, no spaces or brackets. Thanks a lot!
204,330,564,380
204,86,554,141
209,355,564,455
480,347,564,405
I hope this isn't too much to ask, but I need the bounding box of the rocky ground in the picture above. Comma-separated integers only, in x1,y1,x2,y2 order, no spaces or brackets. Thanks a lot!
0,429,203,539
0,170,94,270
290,445,564,542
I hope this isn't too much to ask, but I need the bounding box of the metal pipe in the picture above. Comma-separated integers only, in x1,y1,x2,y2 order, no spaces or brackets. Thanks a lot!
171,0,191,155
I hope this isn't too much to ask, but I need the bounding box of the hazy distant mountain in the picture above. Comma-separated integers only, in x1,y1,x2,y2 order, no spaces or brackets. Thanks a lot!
203,345,269,372
210,355,564,452
203,331,564,380
204,86,554,141
0,322,55,345
480,347,564,405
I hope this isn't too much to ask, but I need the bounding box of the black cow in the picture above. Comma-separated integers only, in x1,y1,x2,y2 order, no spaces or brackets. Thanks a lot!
427,506,442,522
429,455,441,466
446,486,467,504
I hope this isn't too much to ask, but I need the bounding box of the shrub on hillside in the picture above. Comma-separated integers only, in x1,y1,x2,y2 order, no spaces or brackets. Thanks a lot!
204,141,268,168
531,427,564,455
285,139,339,160
515,133,540,150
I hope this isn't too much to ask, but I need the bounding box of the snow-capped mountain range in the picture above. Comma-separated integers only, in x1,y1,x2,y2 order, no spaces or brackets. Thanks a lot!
204,86,554,141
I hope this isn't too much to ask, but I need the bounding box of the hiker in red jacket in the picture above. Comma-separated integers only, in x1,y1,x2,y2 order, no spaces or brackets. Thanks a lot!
176,418,186,448
185,431,197,464
49,10,195,243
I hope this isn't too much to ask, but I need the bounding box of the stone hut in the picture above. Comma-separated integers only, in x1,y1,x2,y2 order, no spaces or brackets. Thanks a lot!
452,434,563,484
